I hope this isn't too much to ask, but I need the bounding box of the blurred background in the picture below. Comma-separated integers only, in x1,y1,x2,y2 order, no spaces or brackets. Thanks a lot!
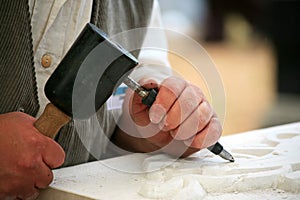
158,0,300,135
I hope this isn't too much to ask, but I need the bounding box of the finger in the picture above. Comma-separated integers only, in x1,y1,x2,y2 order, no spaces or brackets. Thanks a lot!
24,192,40,200
9,179,38,200
161,84,205,131
149,77,186,124
129,90,149,126
34,161,54,189
18,188,39,200
184,117,222,149
42,137,65,169
170,101,214,140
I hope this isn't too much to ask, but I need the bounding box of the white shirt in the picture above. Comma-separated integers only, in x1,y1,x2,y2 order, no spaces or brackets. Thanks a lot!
29,0,171,117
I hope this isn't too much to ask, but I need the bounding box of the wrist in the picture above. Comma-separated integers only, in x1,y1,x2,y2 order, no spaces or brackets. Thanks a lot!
111,126,159,153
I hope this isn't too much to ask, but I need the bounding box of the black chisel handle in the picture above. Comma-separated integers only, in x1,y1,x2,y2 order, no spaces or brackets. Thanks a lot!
141,88,158,107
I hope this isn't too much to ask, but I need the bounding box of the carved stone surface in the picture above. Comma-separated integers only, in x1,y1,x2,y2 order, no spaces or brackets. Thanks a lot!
38,122,300,200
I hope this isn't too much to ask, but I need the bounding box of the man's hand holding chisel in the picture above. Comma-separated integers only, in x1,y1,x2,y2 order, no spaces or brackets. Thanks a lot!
113,76,230,160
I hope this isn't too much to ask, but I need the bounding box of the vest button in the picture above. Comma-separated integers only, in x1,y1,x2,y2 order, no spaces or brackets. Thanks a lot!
18,107,25,112
41,54,52,68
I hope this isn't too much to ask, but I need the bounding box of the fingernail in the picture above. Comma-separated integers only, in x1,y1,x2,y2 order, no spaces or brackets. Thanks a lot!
149,105,166,124
184,137,194,146
170,130,176,138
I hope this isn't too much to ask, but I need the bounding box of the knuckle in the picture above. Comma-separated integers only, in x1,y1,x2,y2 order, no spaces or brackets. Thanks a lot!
162,77,186,95
198,102,213,124
27,134,44,147
17,158,37,170
209,118,222,139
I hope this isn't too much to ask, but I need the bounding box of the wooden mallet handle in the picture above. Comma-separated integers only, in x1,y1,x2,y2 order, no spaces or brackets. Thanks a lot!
34,103,71,139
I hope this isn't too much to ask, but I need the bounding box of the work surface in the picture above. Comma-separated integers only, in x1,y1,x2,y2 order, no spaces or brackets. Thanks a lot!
38,122,300,200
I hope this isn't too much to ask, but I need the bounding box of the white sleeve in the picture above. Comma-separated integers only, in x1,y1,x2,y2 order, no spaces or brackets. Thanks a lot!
129,0,172,83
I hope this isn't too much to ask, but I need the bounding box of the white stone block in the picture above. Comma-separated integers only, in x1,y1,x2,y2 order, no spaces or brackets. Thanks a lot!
38,122,300,200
